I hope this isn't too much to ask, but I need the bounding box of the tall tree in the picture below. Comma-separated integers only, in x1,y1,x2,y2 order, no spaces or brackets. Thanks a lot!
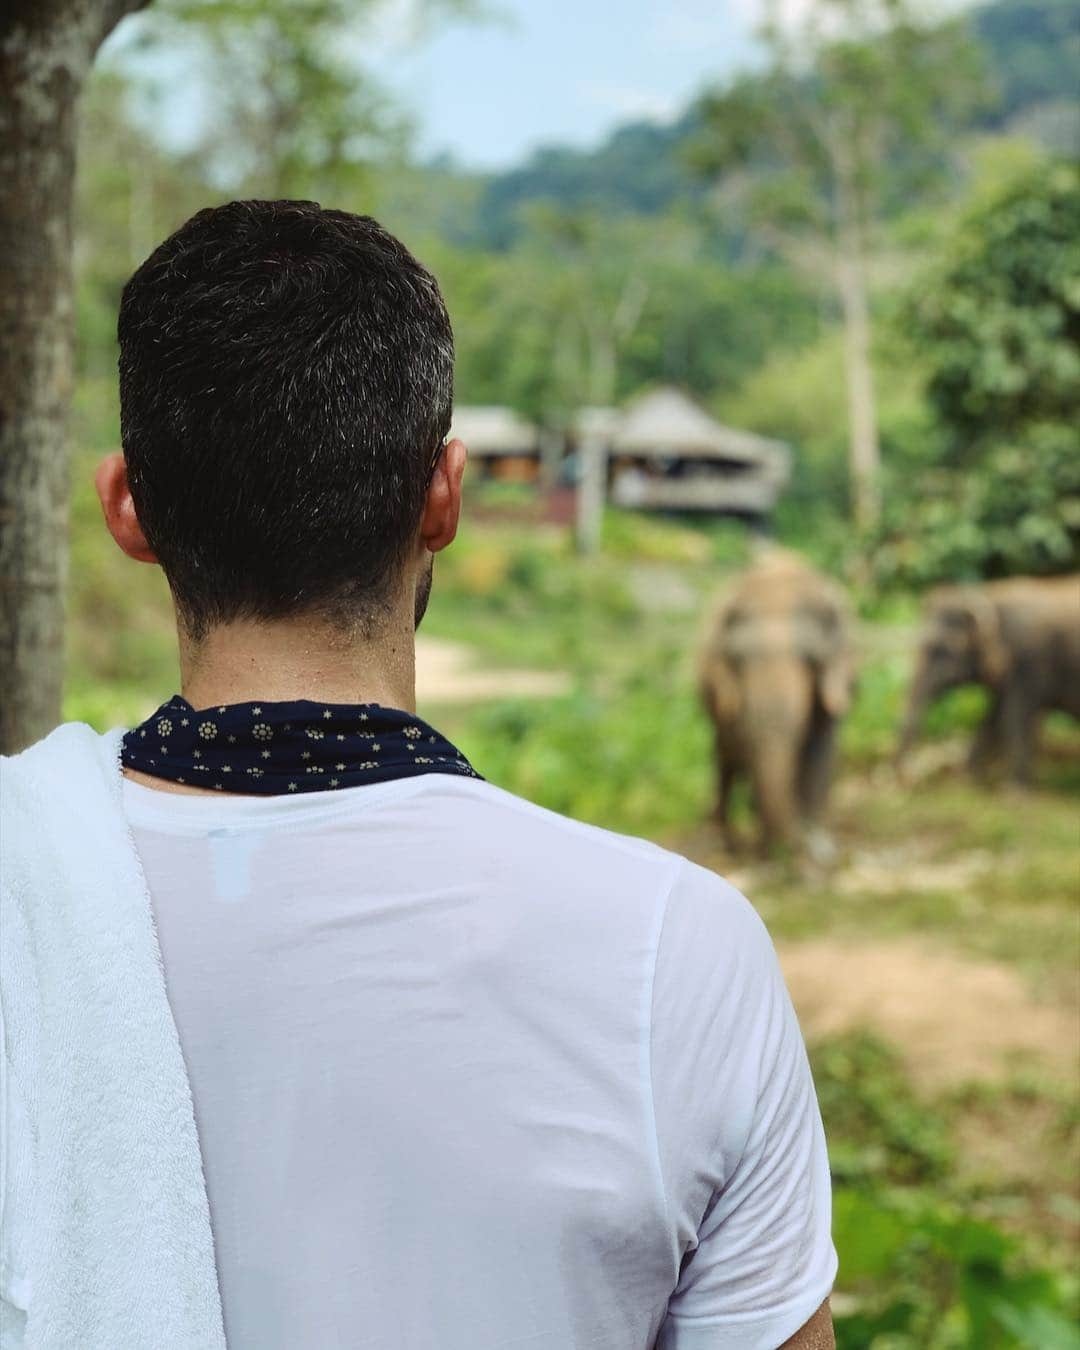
691,0,984,535
528,208,652,411
131,0,395,200
1,0,150,754
126,0,475,201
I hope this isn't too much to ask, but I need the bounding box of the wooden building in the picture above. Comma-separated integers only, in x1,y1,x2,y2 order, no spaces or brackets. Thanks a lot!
602,386,790,518
449,405,543,482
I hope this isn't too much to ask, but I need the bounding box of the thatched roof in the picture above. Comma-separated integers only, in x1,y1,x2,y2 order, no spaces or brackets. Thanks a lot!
450,405,540,456
611,386,789,468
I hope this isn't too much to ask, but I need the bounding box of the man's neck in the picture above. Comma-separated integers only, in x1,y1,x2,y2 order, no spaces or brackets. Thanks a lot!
177,614,417,713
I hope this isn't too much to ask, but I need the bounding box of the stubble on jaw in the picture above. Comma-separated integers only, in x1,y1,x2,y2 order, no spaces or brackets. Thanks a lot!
414,554,434,630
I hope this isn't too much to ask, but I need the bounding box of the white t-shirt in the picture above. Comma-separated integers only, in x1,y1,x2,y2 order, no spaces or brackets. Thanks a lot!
121,773,835,1350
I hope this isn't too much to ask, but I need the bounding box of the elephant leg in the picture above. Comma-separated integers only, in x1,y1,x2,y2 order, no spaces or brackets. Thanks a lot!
717,760,736,826
967,696,1003,781
711,729,726,816
999,687,1038,785
798,713,837,823
721,763,742,850
712,735,740,846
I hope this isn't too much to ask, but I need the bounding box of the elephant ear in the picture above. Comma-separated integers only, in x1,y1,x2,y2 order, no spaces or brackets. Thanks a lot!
820,648,855,717
699,595,742,722
797,587,855,718
702,655,741,723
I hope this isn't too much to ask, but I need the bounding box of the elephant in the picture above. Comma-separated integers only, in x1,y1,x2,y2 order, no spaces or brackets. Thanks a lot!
898,575,1080,784
699,550,856,853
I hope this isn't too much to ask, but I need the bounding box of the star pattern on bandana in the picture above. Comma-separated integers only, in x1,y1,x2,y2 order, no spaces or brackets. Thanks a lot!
121,695,481,796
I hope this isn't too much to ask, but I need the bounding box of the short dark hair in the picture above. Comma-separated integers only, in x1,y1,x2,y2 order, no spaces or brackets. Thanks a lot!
118,199,454,637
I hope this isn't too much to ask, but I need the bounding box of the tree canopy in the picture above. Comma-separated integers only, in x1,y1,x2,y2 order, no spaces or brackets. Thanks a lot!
873,159,1080,584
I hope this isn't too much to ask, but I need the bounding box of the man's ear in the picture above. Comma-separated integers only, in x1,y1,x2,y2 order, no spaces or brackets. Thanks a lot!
95,452,158,563
419,437,466,554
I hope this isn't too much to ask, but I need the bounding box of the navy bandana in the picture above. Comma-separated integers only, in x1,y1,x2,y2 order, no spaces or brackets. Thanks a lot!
122,695,481,795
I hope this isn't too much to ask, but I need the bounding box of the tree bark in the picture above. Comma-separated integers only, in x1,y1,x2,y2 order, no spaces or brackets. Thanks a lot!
0,0,149,753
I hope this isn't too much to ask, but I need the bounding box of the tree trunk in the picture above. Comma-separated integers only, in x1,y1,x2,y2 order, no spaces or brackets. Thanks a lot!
833,146,881,537
0,0,149,754
575,433,608,557
585,318,616,409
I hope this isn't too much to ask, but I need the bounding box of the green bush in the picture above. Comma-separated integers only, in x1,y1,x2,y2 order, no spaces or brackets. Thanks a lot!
454,666,712,838
872,424,1080,588
876,158,1080,587
833,1190,1079,1349
814,1034,1080,1349
812,1033,954,1186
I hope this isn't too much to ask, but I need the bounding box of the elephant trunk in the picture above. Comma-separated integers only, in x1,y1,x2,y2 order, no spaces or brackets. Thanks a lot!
743,658,811,849
897,664,933,763
750,735,801,849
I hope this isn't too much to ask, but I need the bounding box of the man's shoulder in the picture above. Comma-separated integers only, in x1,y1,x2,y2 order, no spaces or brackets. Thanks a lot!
428,774,749,920
436,774,681,868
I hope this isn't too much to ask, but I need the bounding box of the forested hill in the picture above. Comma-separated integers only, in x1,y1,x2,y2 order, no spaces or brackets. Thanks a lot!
462,0,1078,248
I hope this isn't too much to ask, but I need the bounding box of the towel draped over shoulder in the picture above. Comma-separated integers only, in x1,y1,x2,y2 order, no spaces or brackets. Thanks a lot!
0,724,226,1349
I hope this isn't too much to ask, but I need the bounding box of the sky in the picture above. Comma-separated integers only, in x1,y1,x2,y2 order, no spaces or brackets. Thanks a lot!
368,0,761,169
105,0,966,173
105,0,768,173
365,0,969,168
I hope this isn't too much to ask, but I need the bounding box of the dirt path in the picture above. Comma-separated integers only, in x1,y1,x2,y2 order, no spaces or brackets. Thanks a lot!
416,636,568,705
778,935,1079,1092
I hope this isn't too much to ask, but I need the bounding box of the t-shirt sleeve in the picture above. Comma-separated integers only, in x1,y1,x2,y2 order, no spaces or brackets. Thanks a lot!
651,861,836,1350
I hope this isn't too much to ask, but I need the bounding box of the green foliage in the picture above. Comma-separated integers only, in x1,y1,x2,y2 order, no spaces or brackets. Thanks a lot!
690,1,987,240
873,424,1080,587
832,1188,1079,1348
688,0,991,537
474,114,706,250
876,161,1080,585
811,1035,1079,1348
912,160,1080,443
451,676,712,838
716,329,936,578
75,72,215,376
65,379,179,731
434,212,823,420
619,259,821,404
114,0,474,199
813,1033,954,1185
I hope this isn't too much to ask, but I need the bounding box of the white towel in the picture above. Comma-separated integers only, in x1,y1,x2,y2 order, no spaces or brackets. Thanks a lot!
1,723,226,1349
